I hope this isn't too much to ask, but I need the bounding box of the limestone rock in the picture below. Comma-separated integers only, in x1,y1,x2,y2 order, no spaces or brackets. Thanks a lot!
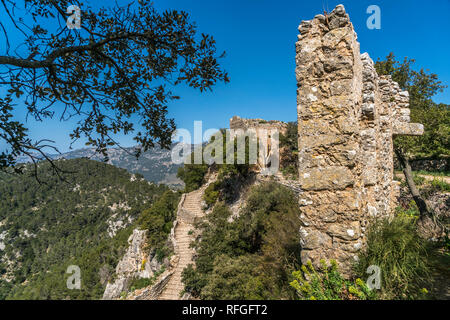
299,167,354,191
102,229,163,300
300,227,332,250
295,5,423,276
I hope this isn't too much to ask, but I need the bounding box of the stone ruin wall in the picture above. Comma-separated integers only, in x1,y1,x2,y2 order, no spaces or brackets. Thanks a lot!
229,116,287,171
295,5,424,274
228,5,423,275
229,116,288,136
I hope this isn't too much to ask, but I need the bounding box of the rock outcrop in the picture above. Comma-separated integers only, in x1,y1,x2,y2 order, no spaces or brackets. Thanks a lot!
102,229,164,300
106,172,216,300
295,5,424,274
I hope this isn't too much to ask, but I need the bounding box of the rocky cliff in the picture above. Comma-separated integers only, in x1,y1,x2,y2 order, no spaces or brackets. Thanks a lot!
102,229,166,299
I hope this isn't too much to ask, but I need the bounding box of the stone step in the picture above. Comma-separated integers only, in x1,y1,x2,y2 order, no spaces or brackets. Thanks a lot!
165,287,183,291
161,289,182,294
157,174,217,300
163,288,181,293
160,293,180,299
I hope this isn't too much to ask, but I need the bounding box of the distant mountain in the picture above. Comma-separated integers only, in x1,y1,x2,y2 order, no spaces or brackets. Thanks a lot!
16,143,195,189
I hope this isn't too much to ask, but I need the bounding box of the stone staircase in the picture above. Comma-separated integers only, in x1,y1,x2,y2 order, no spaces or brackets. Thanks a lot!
157,176,214,300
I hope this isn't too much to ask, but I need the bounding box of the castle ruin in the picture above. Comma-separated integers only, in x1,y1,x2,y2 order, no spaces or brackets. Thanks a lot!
229,116,287,173
295,5,423,273
228,5,424,274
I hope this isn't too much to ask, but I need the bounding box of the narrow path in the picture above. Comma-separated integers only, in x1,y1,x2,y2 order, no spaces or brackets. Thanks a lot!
394,173,450,184
157,178,213,300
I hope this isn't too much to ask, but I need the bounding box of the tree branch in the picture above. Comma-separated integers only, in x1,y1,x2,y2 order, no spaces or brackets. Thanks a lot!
0,32,156,68
394,146,433,219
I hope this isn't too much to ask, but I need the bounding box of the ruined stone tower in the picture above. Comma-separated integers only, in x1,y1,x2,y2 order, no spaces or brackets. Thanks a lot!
295,5,424,273
229,116,287,173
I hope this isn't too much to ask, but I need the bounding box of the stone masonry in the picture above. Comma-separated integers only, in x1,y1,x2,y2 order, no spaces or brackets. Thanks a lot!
229,116,287,173
229,116,288,135
295,5,423,274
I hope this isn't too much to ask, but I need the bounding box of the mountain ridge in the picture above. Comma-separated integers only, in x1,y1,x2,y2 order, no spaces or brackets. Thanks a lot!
15,143,197,189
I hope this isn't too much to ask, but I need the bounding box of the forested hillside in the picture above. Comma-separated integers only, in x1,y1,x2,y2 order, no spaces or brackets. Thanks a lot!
0,159,168,299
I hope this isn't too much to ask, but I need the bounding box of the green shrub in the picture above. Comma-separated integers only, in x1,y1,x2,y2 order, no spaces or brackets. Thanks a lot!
399,173,426,188
397,200,420,217
279,122,298,177
177,163,208,192
355,214,431,299
413,173,426,186
0,280,12,300
183,182,301,299
281,165,297,180
183,264,207,297
429,178,450,192
203,182,220,207
415,170,450,177
129,265,166,294
201,255,267,300
290,260,375,300
155,246,172,262
137,190,181,259
129,277,153,291
181,129,257,204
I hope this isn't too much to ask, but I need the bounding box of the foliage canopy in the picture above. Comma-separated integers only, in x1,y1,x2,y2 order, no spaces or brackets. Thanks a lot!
0,0,229,172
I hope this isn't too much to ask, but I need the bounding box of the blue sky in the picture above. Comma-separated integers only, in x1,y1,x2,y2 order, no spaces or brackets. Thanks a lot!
1,0,450,151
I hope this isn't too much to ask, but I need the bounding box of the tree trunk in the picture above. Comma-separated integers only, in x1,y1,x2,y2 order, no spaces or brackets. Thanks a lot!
394,147,432,219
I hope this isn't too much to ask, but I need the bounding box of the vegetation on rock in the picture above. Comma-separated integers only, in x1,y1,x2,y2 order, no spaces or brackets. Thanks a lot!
279,121,299,179
183,182,301,299
0,158,168,299
137,190,182,261
178,129,253,206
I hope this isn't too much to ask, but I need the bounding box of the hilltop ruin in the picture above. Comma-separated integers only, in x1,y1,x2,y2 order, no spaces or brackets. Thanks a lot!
229,116,287,173
230,4,426,275
295,4,423,273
